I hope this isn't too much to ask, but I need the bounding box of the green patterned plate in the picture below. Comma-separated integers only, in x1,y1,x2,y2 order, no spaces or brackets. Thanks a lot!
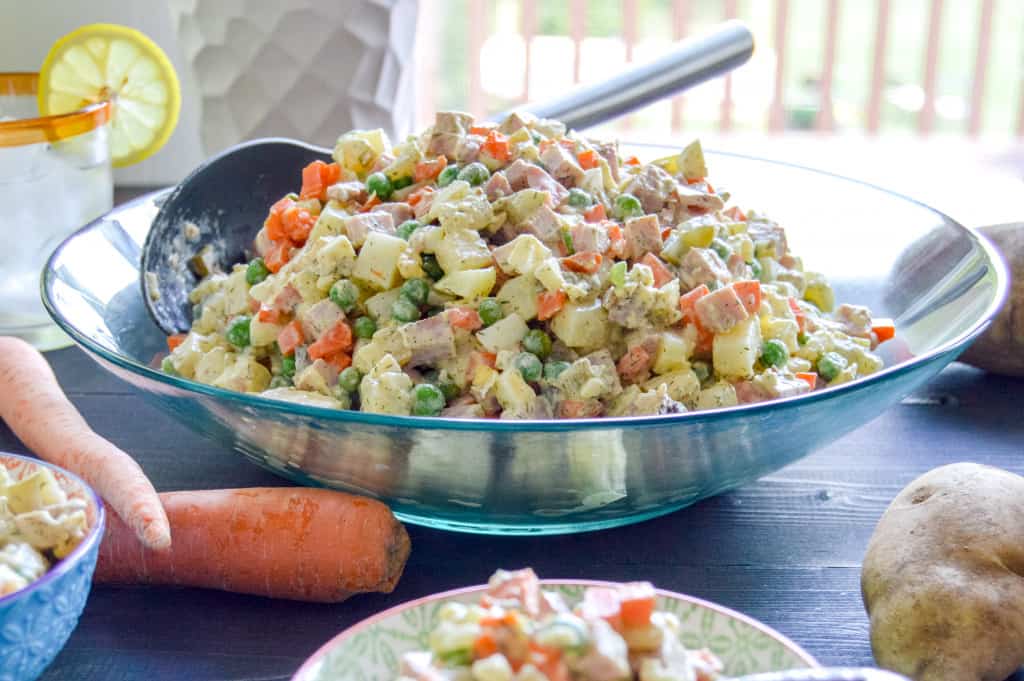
292,580,819,680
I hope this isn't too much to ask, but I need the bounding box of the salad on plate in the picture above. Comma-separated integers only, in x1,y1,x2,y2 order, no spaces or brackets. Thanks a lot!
163,110,894,419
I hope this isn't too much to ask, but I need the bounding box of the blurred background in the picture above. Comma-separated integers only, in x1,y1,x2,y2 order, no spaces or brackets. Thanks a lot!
3,0,1022,227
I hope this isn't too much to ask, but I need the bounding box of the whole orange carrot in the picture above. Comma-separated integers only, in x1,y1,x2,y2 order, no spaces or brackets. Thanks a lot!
95,487,411,602
0,337,171,550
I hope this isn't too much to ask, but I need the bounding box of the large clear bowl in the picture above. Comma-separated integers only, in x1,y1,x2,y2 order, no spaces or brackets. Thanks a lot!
41,149,1008,535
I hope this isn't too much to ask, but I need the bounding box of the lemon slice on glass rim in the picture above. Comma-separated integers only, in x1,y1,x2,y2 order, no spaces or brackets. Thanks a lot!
38,23,181,168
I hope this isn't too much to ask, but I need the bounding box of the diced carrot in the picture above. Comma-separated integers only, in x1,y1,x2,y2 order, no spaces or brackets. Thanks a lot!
300,160,328,200
271,196,294,215
361,194,382,212
308,321,354,360
705,180,715,194
640,253,674,288
562,251,602,274
732,280,762,315
537,290,568,321
723,206,747,222
618,582,656,628
686,175,705,185
407,186,434,207
167,333,187,352
616,345,652,383
469,124,496,136
322,350,352,372
414,155,447,183
321,161,341,186
679,285,713,355
796,372,818,390
264,240,291,273
532,647,570,681
257,305,288,324
872,318,896,343
679,284,711,313
265,211,286,242
606,223,625,258
482,129,511,162
583,203,606,223
556,399,602,419
448,306,483,331
473,632,499,659
624,155,641,166
788,297,806,333
248,297,261,313
281,205,316,245
577,148,600,170
276,320,305,356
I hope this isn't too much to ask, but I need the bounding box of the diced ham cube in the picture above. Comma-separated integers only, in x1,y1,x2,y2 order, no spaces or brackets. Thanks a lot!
748,220,788,257
342,211,395,247
413,191,435,220
441,396,484,418
426,111,474,160
487,568,543,617
301,299,345,341
484,171,513,201
455,136,482,163
624,164,676,214
623,215,663,260
678,248,731,290
570,221,611,254
540,142,585,187
727,252,752,280
270,284,302,314
294,358,340,393
556,398,605,419
520,205,563,245
835,303,872,338
695,286,749,333
399,314,456,367
672,182,725,214
576,619,632,681
326,181,368,205
374,202,414,225
370,153,395,173
498,111,534,134
595,142,620,183
505,159,568,206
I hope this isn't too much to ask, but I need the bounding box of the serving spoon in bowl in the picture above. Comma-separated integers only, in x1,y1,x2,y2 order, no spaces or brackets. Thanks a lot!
140,20,754,335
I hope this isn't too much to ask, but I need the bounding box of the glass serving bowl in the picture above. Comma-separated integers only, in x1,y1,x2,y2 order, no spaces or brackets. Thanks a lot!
41,149,1008,535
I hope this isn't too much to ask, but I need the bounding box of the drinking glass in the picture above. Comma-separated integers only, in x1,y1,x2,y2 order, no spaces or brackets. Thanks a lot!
0,72,113,350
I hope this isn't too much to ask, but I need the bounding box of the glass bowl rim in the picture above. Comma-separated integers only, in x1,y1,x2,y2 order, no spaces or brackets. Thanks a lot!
0,72,111,148
0,450,106,608
290,577,821,680
41,146,1010,433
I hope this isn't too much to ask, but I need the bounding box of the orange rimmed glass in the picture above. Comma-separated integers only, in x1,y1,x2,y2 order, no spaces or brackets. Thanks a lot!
0,72,113,350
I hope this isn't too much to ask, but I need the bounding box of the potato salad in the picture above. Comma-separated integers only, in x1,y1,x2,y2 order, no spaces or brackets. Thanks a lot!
164,111,894,419
0,465,88,596
397,568,723,681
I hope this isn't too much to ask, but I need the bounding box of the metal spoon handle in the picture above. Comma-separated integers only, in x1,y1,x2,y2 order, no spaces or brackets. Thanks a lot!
734,668,910,681
514,19,754,130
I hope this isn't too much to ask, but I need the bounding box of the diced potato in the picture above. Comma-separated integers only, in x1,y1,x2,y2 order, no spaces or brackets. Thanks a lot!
653,331,694,374
476,313,529,353
309,201,349,242
494,189,549,225
436,267,497,301
533,257,568,293
696,381,739,410
293,363,333,396
194,346,233,384
727,233,754,262
352,327,411,373
359,354,413,415
333,128,390,177
492,235,552,276
291,269,323,303
435,229,493,274
646,369,701,404
249,317,284,348
495,369,537,417
365,288,403,321
212,355,271,392
712,315,762,378
313,235,357,280
169,332,218,378
380,142,422,182
761,316,800,353
680,139,708,180
397,249,426,280
496,275,540,320
803,272,835,312
353,232,408,290
5,469,64,514
550,299,609,350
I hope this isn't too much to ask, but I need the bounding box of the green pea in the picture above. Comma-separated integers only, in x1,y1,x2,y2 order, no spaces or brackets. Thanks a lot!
711,238,732,261
354,316,377,339
609,261,627,288
543,360,571,381
391,175,413,191
568,188,593,208
817,352,848,382
396,219,422,240
438,378,460,402
436,165,459,188
392,297,421,322
477,298,504,327
513,352,543,382
421,253,444,280
797,331,809,345
366,172,393,200
457,162,490,186
226,315,251,347
562,229,575,255
160,356,178,376
692,360,711,383
338,367,362,393
281,355,296,378
412,383,446,416
522,329,552,359
760,339,789,368
245,257,270,285
329,279,359,312
400,278,430,306
749,258,764,281
613,193,643,220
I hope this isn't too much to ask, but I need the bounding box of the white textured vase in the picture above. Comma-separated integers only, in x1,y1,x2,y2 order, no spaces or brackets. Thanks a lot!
168,0,419,156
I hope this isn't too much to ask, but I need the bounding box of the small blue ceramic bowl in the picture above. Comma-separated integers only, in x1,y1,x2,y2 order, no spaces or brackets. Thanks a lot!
0,452,105,681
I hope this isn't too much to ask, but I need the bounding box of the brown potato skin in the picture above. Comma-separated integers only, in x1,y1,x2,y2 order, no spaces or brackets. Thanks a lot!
861,463,1024,681
960,223,1024,376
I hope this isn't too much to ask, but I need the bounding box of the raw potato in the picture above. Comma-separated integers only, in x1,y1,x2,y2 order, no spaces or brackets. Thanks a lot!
861,463,1024,681
959,223,1024,376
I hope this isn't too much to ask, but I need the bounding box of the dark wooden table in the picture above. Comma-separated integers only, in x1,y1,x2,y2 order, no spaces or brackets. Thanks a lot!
0,350,1016,680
